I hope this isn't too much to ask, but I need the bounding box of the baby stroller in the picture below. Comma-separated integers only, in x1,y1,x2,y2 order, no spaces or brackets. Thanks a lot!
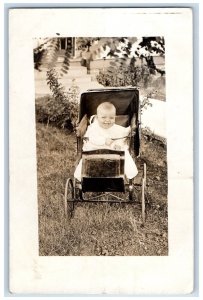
64,88,147,222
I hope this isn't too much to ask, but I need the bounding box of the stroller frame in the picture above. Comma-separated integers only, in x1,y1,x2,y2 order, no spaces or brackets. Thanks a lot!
64,88,147,223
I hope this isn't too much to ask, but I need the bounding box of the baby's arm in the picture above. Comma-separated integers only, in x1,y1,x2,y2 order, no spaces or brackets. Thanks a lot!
84,126,105,145
112,126,131,150
85,126,112,146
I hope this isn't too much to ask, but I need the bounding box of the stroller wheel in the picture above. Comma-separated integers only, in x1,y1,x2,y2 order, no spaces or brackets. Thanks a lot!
64,178,74,218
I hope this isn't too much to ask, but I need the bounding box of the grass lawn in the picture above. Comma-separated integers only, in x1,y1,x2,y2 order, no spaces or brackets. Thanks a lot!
36,122,168,256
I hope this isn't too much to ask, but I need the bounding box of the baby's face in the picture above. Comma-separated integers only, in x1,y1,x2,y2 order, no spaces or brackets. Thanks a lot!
97,108,116,129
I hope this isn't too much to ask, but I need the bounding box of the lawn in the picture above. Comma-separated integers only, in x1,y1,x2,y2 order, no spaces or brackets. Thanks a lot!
36,122,168,256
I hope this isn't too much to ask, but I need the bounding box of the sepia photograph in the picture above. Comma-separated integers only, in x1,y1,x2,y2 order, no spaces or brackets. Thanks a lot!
9,8,193,294
34,36,167,256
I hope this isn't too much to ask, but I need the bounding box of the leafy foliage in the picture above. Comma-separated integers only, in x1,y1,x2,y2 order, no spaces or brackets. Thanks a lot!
35,69,79,130
138,37,165,75
34,36,165,76
33,38,52,70
76,37,99,49
139,37,165,55
59,44,71,77
34,48,46,70
90,37,165,75
140,96,153,115
96,61,150,88
34,38,70,76
46,38,60,69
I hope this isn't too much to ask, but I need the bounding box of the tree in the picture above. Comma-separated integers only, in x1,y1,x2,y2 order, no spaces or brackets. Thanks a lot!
33,36,165,76
138,37,165,75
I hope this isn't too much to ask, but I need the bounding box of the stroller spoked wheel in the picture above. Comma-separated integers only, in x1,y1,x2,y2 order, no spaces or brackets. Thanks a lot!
64,178,74,218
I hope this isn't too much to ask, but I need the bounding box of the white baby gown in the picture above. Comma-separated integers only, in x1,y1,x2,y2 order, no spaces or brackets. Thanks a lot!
74,119,138,181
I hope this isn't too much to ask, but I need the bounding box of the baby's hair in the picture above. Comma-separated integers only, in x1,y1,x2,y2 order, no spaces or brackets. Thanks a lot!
97,102,116,114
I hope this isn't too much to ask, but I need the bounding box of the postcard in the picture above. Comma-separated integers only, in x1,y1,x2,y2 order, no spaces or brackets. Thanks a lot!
9,8,193,295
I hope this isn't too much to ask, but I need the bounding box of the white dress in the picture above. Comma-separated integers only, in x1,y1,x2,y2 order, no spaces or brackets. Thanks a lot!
74,120,138,180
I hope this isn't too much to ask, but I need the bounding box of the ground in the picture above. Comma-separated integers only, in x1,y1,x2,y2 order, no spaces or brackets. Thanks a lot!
36,122,168,256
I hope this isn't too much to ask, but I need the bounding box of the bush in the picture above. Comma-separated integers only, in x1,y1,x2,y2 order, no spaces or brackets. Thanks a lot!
35,95,51,124
96,60,165,101
96,63,151,88
35,69,79,130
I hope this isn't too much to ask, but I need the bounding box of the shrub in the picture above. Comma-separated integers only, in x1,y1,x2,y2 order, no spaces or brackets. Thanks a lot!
35,95,51,124
96,63,151,88
96,59,165,101
35,69,79,130
140,95,153,115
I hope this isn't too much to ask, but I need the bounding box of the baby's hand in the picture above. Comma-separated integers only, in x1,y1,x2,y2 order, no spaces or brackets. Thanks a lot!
114,144,121,150
105,138,113,146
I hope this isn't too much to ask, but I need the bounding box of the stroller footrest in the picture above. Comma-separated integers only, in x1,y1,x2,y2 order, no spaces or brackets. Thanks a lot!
82,153,124,177
82,177,125,192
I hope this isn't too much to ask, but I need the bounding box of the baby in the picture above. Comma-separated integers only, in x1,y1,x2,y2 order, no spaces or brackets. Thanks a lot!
74,102,138,181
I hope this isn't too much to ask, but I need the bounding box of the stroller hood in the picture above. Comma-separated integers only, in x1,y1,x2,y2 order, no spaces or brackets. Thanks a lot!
79,88,139,122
